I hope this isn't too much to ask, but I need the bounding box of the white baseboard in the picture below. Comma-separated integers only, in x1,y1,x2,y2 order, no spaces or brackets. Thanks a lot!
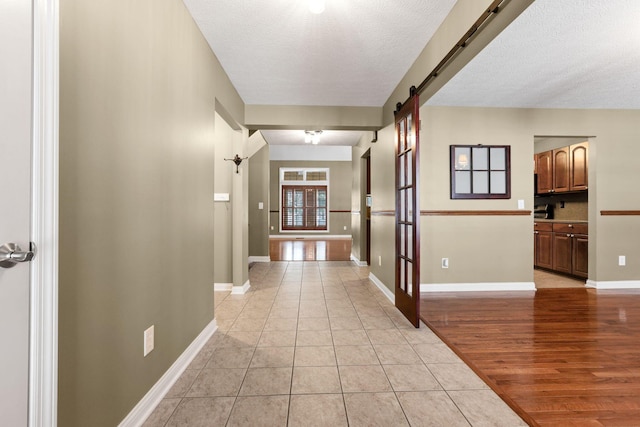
269,234,351,239
368,275,535,299
350,254,368,267
248,256,271,263
214,283,233,292
586,279,640,289
232,280,251,295
420,282,536,292
369,273,394,303
119,318,218,427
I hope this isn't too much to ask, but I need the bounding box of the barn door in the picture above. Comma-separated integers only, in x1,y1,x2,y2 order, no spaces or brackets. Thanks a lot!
394,90,420,328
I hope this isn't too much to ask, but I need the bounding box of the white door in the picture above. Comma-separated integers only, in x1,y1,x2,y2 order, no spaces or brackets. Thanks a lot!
0,0,34,424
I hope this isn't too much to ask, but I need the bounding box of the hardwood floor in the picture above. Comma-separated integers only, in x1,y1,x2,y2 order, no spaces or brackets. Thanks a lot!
269,238,352,261
420,288,640,426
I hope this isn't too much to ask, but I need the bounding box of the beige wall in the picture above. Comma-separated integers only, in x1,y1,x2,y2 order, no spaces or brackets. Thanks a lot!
249,145,270,257
366,124,397,292
269,161,353,236
245,105,382,130
359,105,640,293
420,106,534,285
232,131,250,287
527,108,640,282
213,112,235,283
350,141,369,264
59,0,244,425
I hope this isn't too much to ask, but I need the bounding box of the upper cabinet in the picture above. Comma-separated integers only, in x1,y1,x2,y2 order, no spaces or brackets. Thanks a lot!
569,142,588,191
535,142,588,194
553,147,570,192
535,150,553,193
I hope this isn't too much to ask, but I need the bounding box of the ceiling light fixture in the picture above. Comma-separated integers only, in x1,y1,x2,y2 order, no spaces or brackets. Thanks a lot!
304,130,323,144
308,0,325,14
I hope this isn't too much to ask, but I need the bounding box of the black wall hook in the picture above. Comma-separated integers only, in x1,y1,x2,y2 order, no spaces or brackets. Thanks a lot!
224,154,248,173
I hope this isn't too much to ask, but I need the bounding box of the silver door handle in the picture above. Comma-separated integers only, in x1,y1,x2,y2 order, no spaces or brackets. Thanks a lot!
0,242,36,268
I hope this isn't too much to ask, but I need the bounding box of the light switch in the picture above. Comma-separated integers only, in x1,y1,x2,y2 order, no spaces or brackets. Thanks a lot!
258,202,264,209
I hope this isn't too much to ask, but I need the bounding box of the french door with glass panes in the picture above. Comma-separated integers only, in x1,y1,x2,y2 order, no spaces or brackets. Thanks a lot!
394,92,420,328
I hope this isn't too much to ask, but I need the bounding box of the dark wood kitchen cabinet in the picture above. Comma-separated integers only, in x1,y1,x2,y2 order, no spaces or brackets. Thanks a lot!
569,142,588,191
534,222,553,270
535,151,553,194
535,142,588,194
552,223,588,279
552,147,570,192
572,234,589,278
535,221,588,279
552,232,572,274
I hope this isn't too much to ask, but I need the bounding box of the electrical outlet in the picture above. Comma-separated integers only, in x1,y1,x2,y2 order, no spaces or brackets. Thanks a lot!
270,225,274,230
442,258,449,269
144,325,154,357
343,225,347,230
619,255,626,266
378,255,382,266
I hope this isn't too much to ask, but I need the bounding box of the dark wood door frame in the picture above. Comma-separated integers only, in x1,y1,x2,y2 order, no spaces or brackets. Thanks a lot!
364,151,371,265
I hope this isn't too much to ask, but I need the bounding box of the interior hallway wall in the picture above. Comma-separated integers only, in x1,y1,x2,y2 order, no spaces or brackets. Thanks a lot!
249,144,270,258
350,141,367,264
213,112,234,284
365,124,397,294
58,0,244,425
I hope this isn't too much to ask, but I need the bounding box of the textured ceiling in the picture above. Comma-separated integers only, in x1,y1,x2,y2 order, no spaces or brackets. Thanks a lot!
428,0,640,109
184,0,640,148
183,0,457,107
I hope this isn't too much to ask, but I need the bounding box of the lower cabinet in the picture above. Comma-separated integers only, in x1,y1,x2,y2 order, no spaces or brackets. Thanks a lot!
552,232,572,274
534,222,553,270
572,234,589,278
535,221,588,279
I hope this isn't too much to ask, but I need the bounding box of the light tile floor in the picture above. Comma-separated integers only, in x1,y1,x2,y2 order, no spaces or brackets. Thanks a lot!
534,268,586,288
144,261,526,426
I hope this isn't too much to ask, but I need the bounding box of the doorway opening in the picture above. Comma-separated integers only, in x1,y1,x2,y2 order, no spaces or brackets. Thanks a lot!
533,135,592,289
362,149,371,266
